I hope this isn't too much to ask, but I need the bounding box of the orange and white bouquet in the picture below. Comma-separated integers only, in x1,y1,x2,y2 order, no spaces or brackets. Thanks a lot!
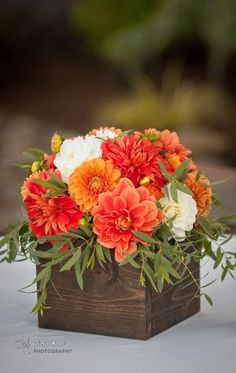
1,127,235,314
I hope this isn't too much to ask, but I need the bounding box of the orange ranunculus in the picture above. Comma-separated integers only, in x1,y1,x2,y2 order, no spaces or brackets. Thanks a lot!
68,158,121,212
22,169,83,238
92,178,163,262
187,175,213,217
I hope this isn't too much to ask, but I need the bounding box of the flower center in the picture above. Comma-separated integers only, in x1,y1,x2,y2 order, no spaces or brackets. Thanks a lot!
90,176,104,192
163,203,181,220
115,215,132,231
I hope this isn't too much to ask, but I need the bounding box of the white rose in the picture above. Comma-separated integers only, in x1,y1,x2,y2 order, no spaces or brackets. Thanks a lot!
93,128,118,141
54,135,102,183
159,184,197,241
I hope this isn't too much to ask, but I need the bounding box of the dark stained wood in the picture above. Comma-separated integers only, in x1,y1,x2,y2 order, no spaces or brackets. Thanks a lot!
37,255,200,340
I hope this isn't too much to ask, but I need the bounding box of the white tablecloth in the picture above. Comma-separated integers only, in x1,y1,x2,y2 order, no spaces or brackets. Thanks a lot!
0,238,236,373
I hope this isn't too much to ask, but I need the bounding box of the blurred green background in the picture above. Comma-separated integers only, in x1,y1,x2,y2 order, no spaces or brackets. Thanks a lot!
0,0,236,232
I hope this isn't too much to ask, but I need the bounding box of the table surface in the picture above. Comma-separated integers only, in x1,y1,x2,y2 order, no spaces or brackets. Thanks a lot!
0,238,236,373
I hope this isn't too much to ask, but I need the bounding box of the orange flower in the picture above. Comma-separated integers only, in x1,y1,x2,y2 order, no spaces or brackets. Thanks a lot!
187,175,213,217
138,176,164,200
89,126,122,136
102,134,169,186
145,182,164,200
21,168,61,201
92,178,163,262
68,158,121,212
167,153,182,170
22,169,83,238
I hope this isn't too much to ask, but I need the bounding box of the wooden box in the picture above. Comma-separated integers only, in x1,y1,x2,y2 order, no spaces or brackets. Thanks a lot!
37,257,200,340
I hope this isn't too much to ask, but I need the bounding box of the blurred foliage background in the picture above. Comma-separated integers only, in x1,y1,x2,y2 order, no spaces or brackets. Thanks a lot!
0,0,236,231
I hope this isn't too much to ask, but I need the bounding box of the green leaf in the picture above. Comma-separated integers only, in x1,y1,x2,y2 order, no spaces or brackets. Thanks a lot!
103,247,112,262
201,279,217,289
170,182,178,203
123,252,140,269
143,262,158,291
81,245,91,273
175,180,192,195
95,243,106,262
218,215,236,223
117,129,134,138
213,247,223,269
158,159,172,181
32,178,59,190
132,230,157,244
203,293,213,306
163,257,181,280
210,177,230,186
33,266,51,283
14,162,32,169
47,173,67,188
174,159,191,179
75,261,83,290
60,249,81,271
79,224,93,238
87,251,95,270
221,266,228,281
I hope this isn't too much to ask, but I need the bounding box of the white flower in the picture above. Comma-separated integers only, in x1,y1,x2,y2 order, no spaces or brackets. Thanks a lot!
159,184,197,241
93,128,119,141
54,135,102,183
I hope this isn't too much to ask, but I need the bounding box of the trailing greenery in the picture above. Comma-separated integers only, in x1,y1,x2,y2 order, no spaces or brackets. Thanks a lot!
0,210,235,315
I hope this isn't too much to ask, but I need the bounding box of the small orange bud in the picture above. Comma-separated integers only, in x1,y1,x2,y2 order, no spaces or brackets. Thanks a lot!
168,154,181,170
139,176,151,186
51,132,63,153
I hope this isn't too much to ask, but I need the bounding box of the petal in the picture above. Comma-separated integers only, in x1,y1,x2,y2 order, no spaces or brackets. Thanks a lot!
137,186,149,201
121,187,140,209
115,178,134,195
130,203,148,217
97,237,115,249
132,215,145,227
101,194,114,213
113,196,127,211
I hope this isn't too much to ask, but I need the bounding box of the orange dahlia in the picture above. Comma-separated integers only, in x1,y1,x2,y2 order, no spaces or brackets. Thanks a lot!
68,158,121,212
22,169,83,238
92,178,163,262
187,175,213,217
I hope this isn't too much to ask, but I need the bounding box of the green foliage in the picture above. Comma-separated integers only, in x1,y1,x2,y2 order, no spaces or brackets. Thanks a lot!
0,222,38,264
15,148,45,172
33,173,67,197
1,191,236,314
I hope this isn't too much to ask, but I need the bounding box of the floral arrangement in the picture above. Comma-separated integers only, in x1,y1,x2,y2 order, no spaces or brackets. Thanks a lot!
1,127,235,315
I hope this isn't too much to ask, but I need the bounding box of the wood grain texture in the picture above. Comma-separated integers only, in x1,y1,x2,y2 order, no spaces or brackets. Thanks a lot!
37,256,200,340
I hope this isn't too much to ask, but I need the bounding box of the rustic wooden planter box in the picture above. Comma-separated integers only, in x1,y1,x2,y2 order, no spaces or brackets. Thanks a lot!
37,256,200,340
